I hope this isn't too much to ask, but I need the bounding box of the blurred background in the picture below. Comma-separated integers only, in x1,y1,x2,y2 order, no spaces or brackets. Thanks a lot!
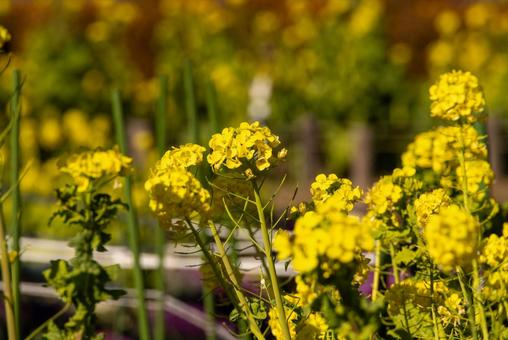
3,0,508,338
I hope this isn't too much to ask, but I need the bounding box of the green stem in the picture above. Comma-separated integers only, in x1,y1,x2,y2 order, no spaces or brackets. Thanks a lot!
372,241,381,301
154,75,169,340
10,69,21,339
472,259,489,339
458,126,470,212
402,301,412,338
431,306,441,340
389,243,399,284
207,221,264,340
24,302,72,340
184,219,239,309
203,282,216,340
111,89,151,340
252,184,291,340
0,207,16,339
200,230,216,340
457,266,478,340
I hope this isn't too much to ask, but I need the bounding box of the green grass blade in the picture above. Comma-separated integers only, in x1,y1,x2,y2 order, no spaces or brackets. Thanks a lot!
154,75,168,340
10,69,21,339
111,89,151,340
183,60,199,143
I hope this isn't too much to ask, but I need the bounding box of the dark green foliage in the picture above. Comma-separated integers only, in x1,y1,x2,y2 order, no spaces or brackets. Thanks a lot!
43,185,126,339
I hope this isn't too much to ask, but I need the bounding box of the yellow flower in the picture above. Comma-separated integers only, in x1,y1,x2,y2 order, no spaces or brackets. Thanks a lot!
298,312,328,339
158,143,206,171
402,125,487,176
207,121,284,177
268,304,297,340
310,174,362,212
365,177,402,215
429,70,485,123
145,168,210,231
455,159,493,200
273,230,293,261
295,275,318,306
0,26,10,49
480,225,508,300
414,189,451,227
424,205,479,271
386,278,448,315
287,198,373,274
58,148,132,192
438,293,465,327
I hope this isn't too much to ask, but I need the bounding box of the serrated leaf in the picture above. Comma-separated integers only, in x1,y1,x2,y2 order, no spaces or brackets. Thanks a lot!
393,247,419,266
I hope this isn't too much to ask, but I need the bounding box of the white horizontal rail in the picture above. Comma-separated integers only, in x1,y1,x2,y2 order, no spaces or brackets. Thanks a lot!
19,236,294,276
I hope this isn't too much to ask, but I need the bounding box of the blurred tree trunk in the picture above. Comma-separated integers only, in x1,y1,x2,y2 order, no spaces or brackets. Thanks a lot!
294,114,322,201
350,122,373,191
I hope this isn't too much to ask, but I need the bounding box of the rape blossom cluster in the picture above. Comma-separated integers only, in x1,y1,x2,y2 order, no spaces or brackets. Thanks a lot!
429,70,485,123
58,147,132,191
144,143,210,230
140,70,508,339
424,205,480,271
207,121,287,178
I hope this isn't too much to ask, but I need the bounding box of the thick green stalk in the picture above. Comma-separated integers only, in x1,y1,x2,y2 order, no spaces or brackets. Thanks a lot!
203,282,216,340
185,219,240,310
389,243,399,284
183,60,198,143
252,184,291,340
472,259,489,339
183,62,217,338
10,69,21,339
208,221,264,340
111,90,150,340
457,266,478,340
0,207,16,340
154,75,168,340
372,241,381,301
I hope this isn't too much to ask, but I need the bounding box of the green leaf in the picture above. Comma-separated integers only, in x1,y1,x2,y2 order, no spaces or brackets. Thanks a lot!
393,247,419,266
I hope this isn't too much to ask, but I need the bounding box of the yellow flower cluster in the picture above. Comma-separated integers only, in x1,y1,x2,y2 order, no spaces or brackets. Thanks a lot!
268,308,327,340
385,278,448,315
58,148,132,192
424,205,479,271
365,177,402,215
268,293,328,340
274,198,373,274
437,293,465,327
429,70,485,123
145,169,210,229
456,159,494,200
402,125,487,175
480,225,508,300
145,143,210,229
297,312,328,340
295,275,319,306
207,121,286,178
0,26,10,49
157,143,206,171
268,305,297,340
414,189,451,227
310,174,362,212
